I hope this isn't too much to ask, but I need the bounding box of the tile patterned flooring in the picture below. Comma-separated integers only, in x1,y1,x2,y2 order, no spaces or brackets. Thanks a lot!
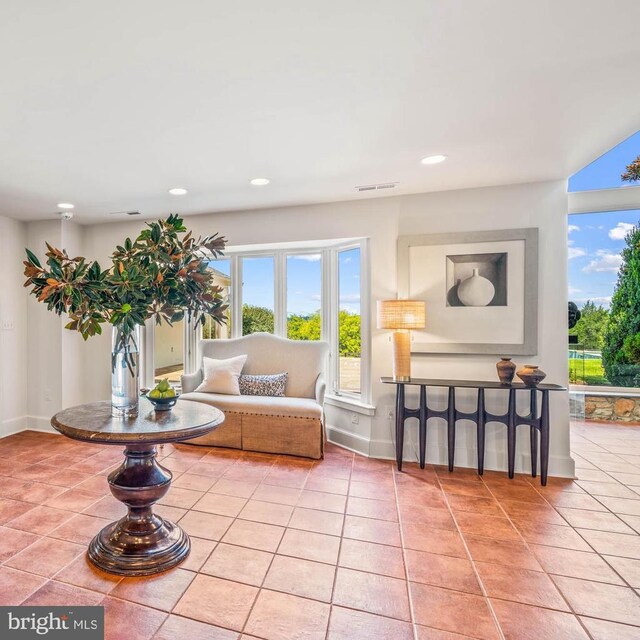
0,421,639,639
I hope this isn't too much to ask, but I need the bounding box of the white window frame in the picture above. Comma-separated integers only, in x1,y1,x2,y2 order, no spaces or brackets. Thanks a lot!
150,238,371,404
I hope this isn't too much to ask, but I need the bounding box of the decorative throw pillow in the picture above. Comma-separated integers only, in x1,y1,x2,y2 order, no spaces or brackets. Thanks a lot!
239,372,288,397
195,354,248,395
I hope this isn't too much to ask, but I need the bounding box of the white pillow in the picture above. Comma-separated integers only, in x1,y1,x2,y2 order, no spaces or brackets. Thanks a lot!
195,354,248,395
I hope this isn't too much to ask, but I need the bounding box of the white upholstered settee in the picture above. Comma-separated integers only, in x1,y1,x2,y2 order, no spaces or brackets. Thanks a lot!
181,332,329,459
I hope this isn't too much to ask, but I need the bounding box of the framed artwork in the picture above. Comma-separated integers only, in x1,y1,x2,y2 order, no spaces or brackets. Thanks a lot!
397,228,538,355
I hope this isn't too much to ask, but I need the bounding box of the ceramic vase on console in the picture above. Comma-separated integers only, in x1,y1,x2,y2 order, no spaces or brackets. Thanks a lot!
516,364,546,387
496,357,516,385
111,325,140,418
457,268,495,307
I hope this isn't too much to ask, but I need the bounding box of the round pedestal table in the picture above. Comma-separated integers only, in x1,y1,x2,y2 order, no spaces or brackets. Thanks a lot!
51,398,224,576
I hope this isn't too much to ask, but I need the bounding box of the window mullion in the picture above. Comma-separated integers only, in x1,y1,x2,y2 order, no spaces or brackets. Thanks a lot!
232,255,242,338
360,239,371,404
329,248,339,394
276,253,287,337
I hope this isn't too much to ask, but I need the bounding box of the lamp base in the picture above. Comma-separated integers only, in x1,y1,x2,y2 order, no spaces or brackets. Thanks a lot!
391,331,411,381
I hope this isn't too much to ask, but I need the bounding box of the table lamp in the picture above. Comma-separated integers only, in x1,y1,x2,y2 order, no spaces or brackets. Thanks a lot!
377,299,426,381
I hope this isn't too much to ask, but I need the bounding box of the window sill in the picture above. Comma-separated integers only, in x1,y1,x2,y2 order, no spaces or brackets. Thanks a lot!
324,394,376,416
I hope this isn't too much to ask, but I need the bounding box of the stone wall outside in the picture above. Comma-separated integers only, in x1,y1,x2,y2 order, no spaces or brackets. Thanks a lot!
584,395,640,422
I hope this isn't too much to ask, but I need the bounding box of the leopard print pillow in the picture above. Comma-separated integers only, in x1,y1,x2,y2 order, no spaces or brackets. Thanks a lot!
238,372,288,397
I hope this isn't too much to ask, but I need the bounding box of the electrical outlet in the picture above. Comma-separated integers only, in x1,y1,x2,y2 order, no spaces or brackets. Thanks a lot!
351,413,359,425
386,406,395,420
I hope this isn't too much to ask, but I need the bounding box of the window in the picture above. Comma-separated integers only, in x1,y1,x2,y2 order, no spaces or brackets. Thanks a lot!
203,258,232,339
337,247,361,394
242,256,275,335
153,319,184,384
287,254,322,340
568,210,640,387
569,130,640,192
153,239,370,403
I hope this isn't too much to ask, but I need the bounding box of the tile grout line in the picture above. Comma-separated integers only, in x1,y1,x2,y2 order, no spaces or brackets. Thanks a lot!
434,469,507,640
478,474,597,640
562,426,640,592
392,464,422,640
325,450,355,640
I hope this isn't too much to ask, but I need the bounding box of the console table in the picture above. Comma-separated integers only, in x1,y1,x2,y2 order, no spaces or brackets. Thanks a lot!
381,377,566,486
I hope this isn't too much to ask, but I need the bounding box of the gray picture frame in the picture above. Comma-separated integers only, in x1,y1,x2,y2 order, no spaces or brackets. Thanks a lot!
397,228,539,355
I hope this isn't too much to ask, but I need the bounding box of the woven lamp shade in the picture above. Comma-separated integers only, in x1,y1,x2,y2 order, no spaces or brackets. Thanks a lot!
377,300,426,330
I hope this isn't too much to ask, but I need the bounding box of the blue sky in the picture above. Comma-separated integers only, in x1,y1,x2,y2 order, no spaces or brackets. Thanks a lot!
209,249,361,315
569,130,640,192
568,131,640,309
568,210,639,308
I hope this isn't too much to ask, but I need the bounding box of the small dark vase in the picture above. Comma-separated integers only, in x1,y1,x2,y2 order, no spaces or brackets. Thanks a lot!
516,364,547,387
496,357,516,385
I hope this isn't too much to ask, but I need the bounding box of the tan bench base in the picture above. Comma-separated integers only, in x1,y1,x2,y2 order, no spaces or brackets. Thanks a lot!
184,411,324,459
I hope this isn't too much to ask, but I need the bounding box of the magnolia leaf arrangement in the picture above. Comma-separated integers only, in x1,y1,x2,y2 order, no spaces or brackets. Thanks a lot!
24,214,228,369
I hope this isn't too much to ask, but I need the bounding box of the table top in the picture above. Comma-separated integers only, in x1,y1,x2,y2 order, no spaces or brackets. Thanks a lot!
51,398,224,445
380,377,566,391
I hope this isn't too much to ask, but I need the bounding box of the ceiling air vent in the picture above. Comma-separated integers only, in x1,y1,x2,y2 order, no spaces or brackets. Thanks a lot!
108,210,142,216
355,182,398,192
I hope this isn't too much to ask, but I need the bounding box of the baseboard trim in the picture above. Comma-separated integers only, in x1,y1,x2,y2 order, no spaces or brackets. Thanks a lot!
326,425,370,457
330,430,576,478
25,416,57,434
0,416,28,439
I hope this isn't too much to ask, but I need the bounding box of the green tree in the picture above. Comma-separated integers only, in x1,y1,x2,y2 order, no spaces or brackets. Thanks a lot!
242,304,274,335
286,309,361,356
287,311,321,341
339,310,361,357
240,305,361,356
569,300,609,350
602,222,640,385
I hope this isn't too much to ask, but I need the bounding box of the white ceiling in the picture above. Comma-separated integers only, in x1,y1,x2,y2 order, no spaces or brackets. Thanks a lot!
2,0,640,224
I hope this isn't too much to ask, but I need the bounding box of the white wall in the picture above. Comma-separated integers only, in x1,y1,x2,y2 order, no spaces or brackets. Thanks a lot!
26,220,63,430
0,216,28,436
23,180,574,476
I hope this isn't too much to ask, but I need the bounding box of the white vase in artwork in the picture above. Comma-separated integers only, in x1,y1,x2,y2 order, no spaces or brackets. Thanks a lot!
457,268,495,306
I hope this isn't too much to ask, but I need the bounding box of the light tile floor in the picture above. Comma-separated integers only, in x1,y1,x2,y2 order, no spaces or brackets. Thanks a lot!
0,421,639,639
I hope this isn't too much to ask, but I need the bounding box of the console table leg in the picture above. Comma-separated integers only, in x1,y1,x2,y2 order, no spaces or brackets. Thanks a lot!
419,385,427,469
530,390,538,478
540,390,550,486
447,387,455,472
477,388,485,475
530,427,538,478
507,389,516,479
395,384,405,472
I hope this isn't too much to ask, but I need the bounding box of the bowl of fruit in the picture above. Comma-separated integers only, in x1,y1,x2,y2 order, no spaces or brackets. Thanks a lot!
146,379,179,411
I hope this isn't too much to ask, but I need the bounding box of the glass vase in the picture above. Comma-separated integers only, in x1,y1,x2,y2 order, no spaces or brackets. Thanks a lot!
111,325,140,418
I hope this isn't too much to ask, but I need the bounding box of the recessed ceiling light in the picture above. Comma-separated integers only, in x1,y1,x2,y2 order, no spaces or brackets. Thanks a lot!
250,178,270,186
168,187,188,195
57,202,74,209
420,154,447,165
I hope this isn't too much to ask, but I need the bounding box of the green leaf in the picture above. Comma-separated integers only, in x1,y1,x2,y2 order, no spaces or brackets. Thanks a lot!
25,248,42,268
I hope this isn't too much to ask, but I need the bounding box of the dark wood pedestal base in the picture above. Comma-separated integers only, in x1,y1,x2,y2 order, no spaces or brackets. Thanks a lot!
88,444,190,576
